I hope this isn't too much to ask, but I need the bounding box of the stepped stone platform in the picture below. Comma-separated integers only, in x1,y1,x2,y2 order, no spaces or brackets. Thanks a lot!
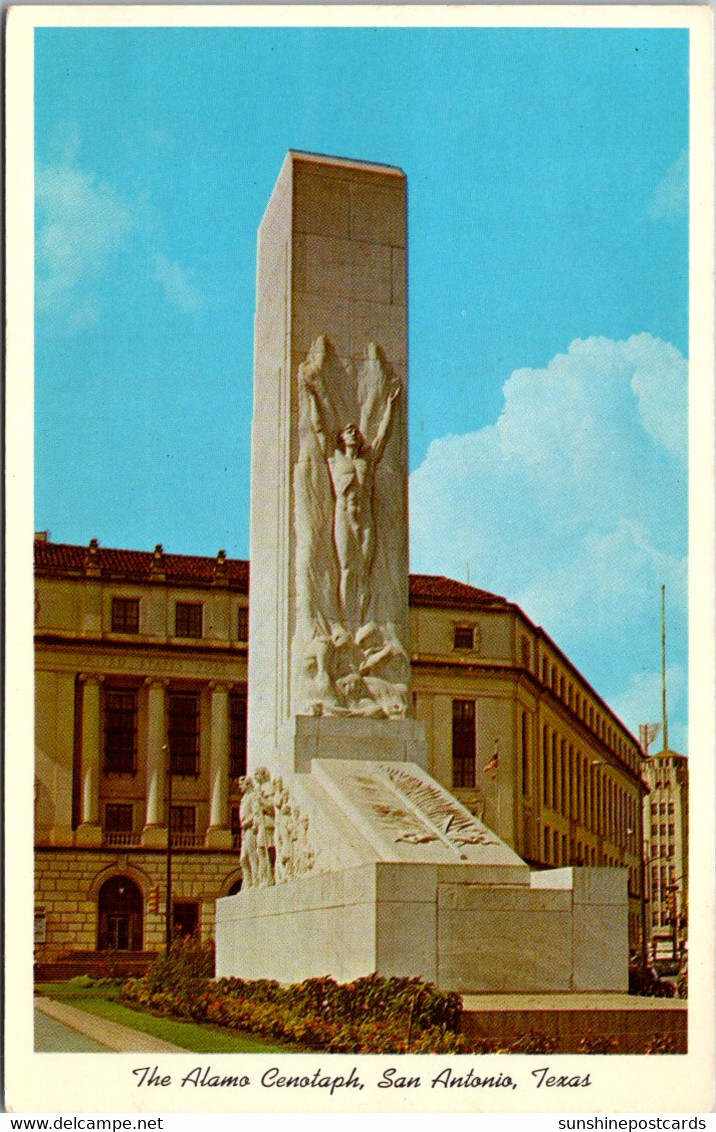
216,758,629,994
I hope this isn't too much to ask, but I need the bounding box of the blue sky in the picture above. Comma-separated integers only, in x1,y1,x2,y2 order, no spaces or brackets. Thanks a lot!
34,25,689,751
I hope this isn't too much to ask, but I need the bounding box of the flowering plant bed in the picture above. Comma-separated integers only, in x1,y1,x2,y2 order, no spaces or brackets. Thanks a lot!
121,937,470,1053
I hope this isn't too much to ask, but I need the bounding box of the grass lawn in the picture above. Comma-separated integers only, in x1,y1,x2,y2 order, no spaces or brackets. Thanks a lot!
35,983,301,1054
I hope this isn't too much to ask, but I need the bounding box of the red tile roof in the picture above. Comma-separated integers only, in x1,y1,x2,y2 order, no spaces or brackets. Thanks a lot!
409,573,507,609
34,540,249,591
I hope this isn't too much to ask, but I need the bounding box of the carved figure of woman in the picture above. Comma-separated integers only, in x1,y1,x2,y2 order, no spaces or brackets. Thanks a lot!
301,362,400,629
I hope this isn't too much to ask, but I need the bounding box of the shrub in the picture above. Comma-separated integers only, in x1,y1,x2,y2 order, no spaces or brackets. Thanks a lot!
505,1031,558,1054
67,974,95,988
123,957,465,1052
644,1034,678,1055
578,1033,620,1054
130,935,215,1020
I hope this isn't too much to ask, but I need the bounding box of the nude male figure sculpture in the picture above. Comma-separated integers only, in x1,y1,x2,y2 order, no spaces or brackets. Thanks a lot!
300,342,400,629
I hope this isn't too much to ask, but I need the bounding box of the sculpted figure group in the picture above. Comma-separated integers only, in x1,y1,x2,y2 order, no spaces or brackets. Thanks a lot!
302,619,408,719
300,338,400,632
238,768,315,890
295,336,410,720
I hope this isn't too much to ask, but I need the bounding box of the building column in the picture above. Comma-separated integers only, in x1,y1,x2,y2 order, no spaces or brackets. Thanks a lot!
206,682,232,848
142,677,168,847
76,674,103,847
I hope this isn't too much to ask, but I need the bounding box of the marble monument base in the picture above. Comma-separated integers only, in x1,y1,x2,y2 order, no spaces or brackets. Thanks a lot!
215,861,628,993
215,758,628,994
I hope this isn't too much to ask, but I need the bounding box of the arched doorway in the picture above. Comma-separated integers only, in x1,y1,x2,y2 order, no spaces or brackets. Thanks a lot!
97,876,143,951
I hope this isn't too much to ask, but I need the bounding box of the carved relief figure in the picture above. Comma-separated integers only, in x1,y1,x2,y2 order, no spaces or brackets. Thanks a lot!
238,777,259,889
300,342,400,631
293,336,410,720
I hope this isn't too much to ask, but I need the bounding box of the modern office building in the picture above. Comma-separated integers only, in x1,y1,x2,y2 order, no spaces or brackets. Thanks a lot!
642,746,689,969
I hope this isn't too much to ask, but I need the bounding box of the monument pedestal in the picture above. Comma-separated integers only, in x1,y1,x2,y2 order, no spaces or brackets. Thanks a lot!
216,759,629,994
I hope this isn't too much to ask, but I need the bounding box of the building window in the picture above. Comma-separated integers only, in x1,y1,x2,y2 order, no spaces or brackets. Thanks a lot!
230,691,248,779
175,602,203,639
452,699,476,788
172,901,199,937
111,597,139,634
453,626,474,651
170,805,196,833
105,804,133,832
168,692,200,775
521,711,530,796
104,688,138,774
231,806,242,847
237,606,249,643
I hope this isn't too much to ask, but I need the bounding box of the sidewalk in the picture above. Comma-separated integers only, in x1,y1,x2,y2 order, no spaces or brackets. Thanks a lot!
35,997,185,1053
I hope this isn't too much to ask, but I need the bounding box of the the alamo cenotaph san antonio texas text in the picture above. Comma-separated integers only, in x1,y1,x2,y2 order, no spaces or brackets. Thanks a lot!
215,151,629,994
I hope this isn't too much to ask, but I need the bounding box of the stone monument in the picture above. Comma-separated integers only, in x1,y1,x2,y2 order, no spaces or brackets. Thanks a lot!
216,152,628,994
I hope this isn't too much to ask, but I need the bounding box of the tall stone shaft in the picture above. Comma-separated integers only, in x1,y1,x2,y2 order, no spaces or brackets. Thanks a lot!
248,151,417,771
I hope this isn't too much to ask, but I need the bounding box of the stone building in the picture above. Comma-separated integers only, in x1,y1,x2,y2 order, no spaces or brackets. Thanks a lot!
34,535,648,966
641,746,688,969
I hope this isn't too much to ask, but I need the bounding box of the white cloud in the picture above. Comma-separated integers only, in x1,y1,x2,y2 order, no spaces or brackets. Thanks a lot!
36,161,136,320
609,665,687,756
153,253,205,313
36,154,205,326
647,150,688,221
409,334,688,744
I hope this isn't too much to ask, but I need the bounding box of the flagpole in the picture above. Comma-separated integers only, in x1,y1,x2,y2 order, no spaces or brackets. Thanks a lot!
661,584,669,752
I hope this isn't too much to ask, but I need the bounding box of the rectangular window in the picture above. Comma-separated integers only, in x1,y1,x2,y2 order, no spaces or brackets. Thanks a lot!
170,805,196,833
521,711,529,796
453,626,474,650
104,688,138,774
452,699,476,788
231,806,241,839
175,602,203,639
105,803,133,832
168,692,200,775
542,726,549,807
111,597,139,634
230,691,248,779
237,606,249,642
